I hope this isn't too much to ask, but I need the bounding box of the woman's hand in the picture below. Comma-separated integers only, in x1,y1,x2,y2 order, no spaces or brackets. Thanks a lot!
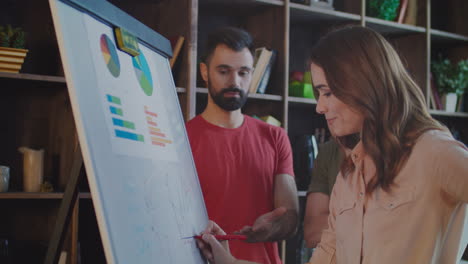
196,220,237,264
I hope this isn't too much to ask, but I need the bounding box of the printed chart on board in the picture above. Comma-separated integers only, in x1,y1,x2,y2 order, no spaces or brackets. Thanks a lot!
86,19,178,162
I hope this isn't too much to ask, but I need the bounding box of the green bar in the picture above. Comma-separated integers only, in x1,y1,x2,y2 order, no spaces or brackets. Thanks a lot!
123,120,135,129
116,108,123,115
137,135,144,142
107,94,122,105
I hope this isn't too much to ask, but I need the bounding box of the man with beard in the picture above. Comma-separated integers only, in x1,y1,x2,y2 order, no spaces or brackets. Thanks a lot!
186,27,299,264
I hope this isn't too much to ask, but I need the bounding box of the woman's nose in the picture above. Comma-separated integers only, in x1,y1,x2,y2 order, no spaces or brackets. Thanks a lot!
316,96,327,114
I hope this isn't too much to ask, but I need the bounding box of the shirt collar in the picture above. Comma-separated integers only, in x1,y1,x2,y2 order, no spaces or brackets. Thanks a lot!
350,140,365,164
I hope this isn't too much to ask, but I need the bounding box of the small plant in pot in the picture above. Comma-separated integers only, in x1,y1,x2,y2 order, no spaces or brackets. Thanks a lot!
431,56,468,112
0,25,28,73
0,25,26,49
367,0,401,21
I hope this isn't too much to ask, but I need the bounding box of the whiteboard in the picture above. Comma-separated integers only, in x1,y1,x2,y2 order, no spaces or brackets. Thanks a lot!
49,0,208,263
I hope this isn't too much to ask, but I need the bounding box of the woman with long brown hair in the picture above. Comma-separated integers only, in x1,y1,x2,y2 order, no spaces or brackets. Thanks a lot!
196,26,468,264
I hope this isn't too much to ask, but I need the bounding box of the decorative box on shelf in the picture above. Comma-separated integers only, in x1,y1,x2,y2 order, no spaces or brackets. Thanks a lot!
310,0,334,10
0,47,28,73
291,0,334,10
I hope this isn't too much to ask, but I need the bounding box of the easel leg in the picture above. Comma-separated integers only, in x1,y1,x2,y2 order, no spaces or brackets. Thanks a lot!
70,198,79,264
44,144,83,264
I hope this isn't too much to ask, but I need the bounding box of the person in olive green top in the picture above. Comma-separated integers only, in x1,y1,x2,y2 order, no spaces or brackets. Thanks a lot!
303,138,345,248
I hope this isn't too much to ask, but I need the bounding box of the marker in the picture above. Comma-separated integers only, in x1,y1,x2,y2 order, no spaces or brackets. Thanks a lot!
182,234,247,241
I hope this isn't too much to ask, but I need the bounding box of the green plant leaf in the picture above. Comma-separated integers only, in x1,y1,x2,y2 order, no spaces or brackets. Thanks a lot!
0,24,26,49
432,55,468,95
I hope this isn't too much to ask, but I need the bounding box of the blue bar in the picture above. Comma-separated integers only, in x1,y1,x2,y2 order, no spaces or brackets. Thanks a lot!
115,129,144,142
110,106,123,116
107,94,121,104
112,118,135,129
113,118,124,126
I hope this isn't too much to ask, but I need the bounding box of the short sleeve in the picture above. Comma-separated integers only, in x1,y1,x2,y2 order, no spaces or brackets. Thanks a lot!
435,137,468,202
415,130,468,203
274,127,295,177
307,140,343,195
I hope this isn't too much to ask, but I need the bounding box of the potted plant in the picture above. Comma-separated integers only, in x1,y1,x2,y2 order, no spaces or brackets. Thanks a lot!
0,25,28,73
367,0,401,21
431,56,468,112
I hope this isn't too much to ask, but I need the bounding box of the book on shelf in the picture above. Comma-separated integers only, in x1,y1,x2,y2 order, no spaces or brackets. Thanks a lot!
169,36,185,69
58,251,67,264
291,134,317,191
290,0,310,5
257,50,277,94
397,0,408,23
430,73,443,110
456,95,464,112
402,0,417,25
429,87,437,110
260,115,281,127
249,47,273,94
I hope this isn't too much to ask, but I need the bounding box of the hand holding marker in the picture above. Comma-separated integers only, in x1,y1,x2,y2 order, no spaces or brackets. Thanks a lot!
183,234,247,241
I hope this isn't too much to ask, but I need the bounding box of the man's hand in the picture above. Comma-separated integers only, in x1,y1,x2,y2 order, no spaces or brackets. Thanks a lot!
236,207,288,243
235,173,300,243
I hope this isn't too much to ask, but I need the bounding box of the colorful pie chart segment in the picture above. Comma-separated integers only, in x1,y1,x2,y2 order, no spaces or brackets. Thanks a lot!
100,34,120,77
132,51,153,96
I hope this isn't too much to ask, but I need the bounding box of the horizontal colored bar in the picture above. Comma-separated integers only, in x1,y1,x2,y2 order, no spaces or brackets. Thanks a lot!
110,106,123,116
151,137,172,144
146,116,153,122
152,141,165,147
107,94,121,105
147,121,157,126
150,131,165,137
149,127,161,133
112,118,135,129
145,110,158,118
115,129,144,142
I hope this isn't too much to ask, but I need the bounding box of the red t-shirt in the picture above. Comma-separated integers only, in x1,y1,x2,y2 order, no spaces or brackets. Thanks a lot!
186,115,294,264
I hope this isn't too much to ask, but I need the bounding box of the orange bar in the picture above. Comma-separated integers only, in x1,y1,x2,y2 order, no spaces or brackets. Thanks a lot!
147,121,157,126
149,127,161,133
150,131,165,137
146,116,153,122
151,137,172,144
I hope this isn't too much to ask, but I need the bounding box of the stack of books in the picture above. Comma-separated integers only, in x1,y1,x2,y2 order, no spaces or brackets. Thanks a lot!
249,47,277,94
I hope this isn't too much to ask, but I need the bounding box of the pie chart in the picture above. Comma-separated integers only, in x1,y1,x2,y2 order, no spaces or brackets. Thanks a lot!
100,34,120,77
132,51,153,96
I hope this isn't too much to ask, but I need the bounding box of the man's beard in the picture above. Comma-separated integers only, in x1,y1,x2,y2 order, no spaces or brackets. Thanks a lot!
207,79,248,111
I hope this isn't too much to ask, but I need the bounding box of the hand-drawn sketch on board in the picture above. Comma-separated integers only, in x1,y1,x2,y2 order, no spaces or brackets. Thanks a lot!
48,0,208,263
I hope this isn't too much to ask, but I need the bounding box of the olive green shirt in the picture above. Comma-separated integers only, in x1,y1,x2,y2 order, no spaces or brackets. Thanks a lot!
307,139,344,196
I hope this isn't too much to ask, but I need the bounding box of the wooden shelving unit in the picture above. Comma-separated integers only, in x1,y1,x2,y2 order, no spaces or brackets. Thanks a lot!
0,72,66,83
0,0,466,263
0,192,91,199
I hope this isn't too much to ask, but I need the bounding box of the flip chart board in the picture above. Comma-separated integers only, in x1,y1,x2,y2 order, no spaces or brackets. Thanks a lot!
49,0,208,263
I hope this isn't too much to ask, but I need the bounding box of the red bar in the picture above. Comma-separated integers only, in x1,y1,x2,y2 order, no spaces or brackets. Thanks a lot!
150,131,165,137
147,121,157,126
145,110,158,117
152,141,165,147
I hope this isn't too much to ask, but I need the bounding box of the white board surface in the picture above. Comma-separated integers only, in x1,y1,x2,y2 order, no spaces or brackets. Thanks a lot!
49,0,208,263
